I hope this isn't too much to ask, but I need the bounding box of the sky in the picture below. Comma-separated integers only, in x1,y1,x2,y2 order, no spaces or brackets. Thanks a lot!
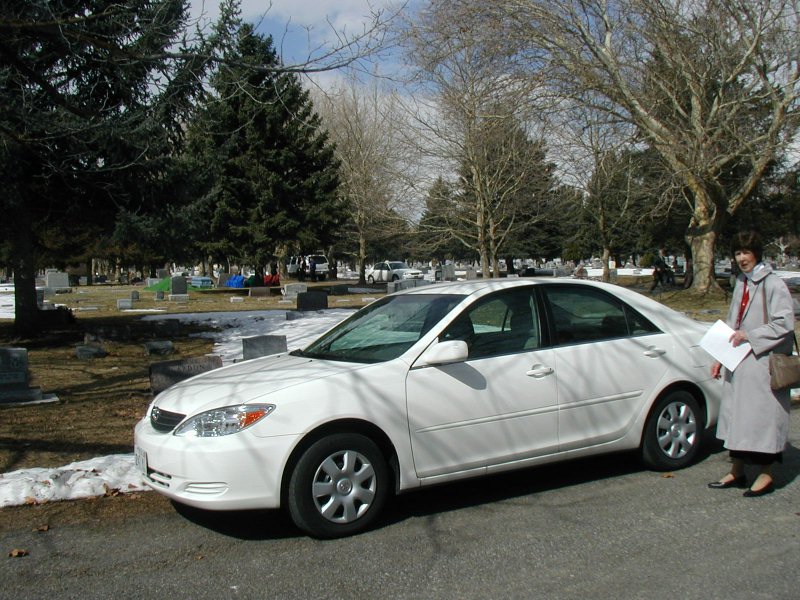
0,306,355,508
189,0,412,80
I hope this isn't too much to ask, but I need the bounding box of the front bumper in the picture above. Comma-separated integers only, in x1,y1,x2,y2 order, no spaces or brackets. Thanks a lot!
133,418,297,510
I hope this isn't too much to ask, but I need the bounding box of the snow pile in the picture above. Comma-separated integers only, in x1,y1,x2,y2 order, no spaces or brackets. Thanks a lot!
0,455,146,508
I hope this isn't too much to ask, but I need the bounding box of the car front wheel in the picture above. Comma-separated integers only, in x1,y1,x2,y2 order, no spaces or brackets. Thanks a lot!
367,275,375,284
287,434,389,538
641,390,702,470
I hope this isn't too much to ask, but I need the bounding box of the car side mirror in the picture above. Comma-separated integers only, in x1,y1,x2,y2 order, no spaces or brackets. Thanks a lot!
415,340,468,367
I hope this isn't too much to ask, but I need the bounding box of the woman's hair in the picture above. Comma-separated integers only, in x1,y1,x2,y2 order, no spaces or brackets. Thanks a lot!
730,231,763,262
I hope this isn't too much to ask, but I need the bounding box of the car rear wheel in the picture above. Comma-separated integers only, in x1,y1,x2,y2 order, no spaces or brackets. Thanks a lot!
391,275,399,281
287,433,388,538
641,390,702,470
367,275,375,284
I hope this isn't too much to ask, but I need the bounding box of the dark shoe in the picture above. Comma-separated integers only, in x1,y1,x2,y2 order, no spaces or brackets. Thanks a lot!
743,482,774,497
707,475,746,489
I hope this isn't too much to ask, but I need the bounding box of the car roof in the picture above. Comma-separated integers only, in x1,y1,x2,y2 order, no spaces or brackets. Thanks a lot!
396,277,692,329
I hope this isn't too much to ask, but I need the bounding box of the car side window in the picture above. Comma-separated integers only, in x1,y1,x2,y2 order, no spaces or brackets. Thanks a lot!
541,285,659,345
441,288,541,359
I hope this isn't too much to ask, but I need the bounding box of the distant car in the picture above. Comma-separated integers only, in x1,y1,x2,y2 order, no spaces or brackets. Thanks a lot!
134,279,721,538
366,261,423,283
287,255,330,280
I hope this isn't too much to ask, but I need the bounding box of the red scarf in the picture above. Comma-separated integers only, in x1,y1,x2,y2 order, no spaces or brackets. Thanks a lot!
735,282,750,328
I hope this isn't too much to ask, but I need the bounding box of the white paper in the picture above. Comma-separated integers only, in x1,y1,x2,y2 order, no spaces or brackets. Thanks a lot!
699,320,752,371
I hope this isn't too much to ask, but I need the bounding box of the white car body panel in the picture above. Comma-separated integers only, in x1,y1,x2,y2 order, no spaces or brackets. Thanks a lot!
134,277,722,515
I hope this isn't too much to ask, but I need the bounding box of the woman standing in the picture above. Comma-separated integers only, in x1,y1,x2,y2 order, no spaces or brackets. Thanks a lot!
709,231,795,496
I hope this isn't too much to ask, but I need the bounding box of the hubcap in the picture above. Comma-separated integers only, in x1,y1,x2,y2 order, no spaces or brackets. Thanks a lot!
312,449,377,524
656,400,697,459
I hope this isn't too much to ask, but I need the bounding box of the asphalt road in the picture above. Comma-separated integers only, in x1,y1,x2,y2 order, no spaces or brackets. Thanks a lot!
2,408,799,600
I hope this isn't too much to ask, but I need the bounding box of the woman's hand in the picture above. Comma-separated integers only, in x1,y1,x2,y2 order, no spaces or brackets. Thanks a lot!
729,329,749,347
711,361,722,379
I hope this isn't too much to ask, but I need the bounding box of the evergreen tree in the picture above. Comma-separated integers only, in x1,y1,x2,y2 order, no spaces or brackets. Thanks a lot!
0,0,208,334
186,21,343,277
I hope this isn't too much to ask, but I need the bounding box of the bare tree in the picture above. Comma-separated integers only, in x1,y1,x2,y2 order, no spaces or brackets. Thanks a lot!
476,0,800,292
549,100,677,281
403,2,553,277
314,76,417,282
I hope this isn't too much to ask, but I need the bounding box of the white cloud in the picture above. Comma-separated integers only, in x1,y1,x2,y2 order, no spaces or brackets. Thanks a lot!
189,0,406,65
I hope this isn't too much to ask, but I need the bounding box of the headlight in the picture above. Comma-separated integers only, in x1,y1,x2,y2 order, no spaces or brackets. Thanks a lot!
173,404,276,437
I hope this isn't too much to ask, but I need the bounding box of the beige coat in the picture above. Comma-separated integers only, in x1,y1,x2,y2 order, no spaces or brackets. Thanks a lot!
717,263,794,454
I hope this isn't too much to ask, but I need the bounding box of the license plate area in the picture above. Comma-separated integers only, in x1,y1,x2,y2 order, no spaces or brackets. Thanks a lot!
134,446,148,476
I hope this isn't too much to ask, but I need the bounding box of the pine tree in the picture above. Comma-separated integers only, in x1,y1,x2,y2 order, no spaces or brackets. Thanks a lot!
186,21,343,276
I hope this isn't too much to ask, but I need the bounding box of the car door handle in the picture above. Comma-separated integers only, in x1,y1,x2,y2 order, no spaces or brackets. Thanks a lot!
644,346,667,358
526,365,554,378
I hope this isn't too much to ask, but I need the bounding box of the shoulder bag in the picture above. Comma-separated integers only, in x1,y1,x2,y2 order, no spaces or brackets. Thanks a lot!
761,283,800,390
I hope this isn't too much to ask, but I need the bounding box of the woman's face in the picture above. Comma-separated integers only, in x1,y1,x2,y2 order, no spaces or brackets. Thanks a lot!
735,249,757,273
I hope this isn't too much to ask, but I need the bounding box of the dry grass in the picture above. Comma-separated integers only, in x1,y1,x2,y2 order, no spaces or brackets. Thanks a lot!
0,281,372,474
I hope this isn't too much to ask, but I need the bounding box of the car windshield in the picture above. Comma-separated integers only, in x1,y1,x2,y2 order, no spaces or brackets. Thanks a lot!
297,294,464,363
388,262,409,270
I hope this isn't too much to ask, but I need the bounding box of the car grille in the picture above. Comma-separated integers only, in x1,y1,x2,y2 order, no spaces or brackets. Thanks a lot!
150,407,186,432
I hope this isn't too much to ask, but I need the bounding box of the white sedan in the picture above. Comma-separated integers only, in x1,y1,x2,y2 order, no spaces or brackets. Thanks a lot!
366,260,423,283
134,279,721,538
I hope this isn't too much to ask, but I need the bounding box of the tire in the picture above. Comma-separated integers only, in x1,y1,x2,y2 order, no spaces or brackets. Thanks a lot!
641,390,703,470
367,275,375,284
287,434,388,538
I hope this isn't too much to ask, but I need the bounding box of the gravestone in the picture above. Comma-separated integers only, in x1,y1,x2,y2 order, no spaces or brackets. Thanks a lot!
149,355,223,396
465,266,478,280
249,287,271,298
242,335,288,360
282,283,307,298
155,290,165,301
45,270,70,291
131,290,140,301
387,279,427,294
156,269,170,279
441,264,456,281
117,298,133,310
170,276,187,295
190,276,213,289
75,344,108,359
143,340,174,356
216,272,231,288
296,291,328,311
0,348,43,404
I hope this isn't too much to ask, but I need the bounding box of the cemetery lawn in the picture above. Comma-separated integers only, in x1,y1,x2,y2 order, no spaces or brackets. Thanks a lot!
0,280,740,530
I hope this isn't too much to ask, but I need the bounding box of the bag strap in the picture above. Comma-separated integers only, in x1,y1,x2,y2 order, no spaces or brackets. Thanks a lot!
761,279,799,354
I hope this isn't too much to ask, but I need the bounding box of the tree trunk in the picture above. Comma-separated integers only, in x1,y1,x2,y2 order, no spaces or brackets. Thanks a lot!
688,230,719,293
601,246,611,283
686,193,725,294
12,223,41,337
358,233,367,285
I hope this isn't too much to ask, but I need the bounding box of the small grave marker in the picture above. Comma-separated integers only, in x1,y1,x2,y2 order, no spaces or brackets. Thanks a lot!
143,340,174,356
149,355,223,396
296,291,328,311
0,348,44,404
242,335,288,360
170,276,188,295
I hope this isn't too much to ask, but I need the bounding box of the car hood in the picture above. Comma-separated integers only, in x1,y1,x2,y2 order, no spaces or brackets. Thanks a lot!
152,354,369,416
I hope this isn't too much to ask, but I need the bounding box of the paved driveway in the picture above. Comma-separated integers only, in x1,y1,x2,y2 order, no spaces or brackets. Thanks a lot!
2,408,798,600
